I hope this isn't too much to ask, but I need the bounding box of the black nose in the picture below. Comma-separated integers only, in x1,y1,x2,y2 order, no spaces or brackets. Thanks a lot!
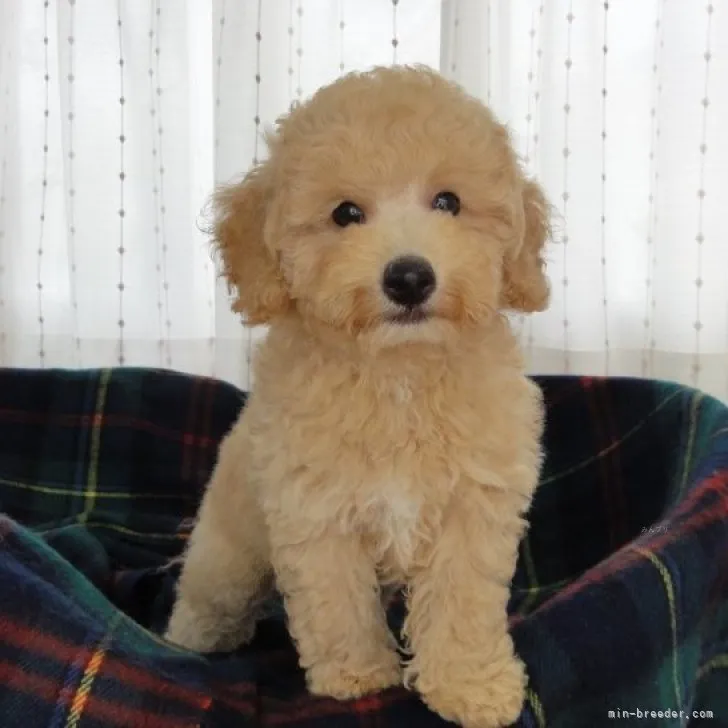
382,255,436,306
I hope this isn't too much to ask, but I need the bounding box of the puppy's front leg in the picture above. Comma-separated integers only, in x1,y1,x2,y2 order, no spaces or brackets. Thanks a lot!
166,431,272,653
272,531,401,699
404,487,528,728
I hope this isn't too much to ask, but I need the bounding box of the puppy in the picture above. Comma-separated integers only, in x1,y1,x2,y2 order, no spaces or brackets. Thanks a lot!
166,65,550,728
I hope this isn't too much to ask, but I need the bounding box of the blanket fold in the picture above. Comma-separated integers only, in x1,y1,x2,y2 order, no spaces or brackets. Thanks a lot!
0,367,726,727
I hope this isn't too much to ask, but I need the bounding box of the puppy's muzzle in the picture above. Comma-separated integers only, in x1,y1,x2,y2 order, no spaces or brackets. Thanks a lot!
382,255,436,307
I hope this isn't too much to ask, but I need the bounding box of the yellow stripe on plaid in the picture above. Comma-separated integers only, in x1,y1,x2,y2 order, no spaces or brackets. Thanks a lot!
679,392,703,495
37,520,185,541
631,546,682,710
512,577,571,596
697,653,728,679
517,536,541,615
65,646,107,728
526,687,546,728
80,370,111,523
0,476,188,500
65,614,122,728
540,390,683,486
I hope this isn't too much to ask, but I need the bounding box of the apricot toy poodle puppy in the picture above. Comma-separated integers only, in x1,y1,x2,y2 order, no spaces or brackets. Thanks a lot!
166,65,550,728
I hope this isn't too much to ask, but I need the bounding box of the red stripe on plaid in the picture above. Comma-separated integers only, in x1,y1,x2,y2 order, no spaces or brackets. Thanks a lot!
0,410,217,449
597,379,630,546
0,615,260,717
510,470,728,626
0,657,73,711
265,688,406,725
0,659,193,728
671,468,728,522
0,616,208,709
582,378,620,550
0,516,12,539
200,377,218,483
104,660,214,710
181,378,202,481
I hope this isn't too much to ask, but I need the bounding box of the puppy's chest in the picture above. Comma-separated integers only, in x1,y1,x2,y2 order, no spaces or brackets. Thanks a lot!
337,387,468,567
264,375,493,572
353,478,433,579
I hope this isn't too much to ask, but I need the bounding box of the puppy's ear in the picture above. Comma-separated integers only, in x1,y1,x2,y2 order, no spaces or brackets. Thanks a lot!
500,179,551,313
212,166,290,324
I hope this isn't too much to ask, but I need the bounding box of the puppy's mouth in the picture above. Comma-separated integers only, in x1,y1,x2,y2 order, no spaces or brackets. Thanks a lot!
383,306,431,325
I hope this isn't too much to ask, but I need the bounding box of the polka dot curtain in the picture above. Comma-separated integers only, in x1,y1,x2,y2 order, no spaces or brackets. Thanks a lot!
0,1,726,402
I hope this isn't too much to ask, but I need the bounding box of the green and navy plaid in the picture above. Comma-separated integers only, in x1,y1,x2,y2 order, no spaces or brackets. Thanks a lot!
0,367,726,727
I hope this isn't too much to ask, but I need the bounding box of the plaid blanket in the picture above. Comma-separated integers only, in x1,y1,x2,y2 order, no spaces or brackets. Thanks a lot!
0,367,726,728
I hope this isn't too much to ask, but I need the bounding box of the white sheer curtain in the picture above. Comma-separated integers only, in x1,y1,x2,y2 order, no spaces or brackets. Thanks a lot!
1,1,726,401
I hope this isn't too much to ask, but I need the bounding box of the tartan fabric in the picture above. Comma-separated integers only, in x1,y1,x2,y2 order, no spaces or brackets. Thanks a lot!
0,367,726,728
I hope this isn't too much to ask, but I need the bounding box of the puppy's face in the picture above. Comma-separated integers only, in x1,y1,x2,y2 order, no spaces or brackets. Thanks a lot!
214,66,550,347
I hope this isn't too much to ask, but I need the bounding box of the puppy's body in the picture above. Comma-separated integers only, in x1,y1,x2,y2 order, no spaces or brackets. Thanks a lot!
167,66,550,728
246,315,539,581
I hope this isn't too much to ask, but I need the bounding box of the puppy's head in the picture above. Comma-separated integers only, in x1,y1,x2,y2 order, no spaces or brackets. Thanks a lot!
213,66,550,346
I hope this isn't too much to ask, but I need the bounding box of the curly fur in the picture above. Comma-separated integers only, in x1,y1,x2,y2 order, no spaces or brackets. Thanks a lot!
166,65,551,728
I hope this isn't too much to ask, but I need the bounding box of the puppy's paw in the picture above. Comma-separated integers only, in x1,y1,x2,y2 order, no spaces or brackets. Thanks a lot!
165,600,255,653
307,651,402,701
417,654,526,728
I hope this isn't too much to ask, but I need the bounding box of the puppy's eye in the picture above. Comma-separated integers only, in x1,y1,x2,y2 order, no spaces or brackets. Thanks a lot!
332,201,365,227
432,191,460,216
